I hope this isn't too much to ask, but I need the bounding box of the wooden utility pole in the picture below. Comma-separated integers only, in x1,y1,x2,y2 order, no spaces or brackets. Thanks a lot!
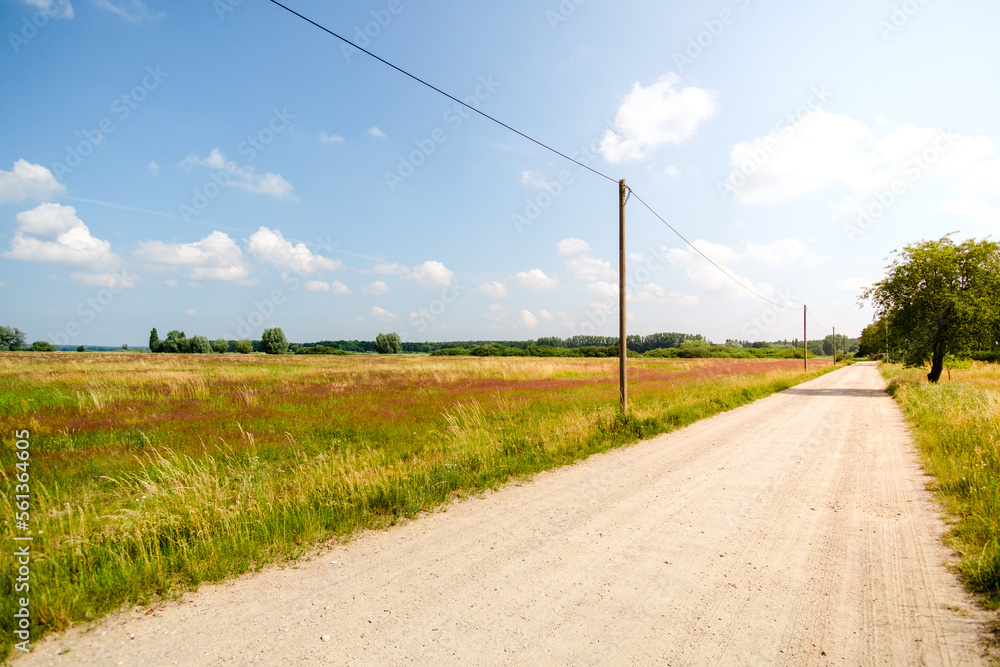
619,179,627,412
803,305,808,371
832,326,836,366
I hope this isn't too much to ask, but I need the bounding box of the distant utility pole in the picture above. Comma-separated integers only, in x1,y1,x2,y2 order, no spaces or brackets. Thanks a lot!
619,179,627,412
833,326,836,366
803,305,808,372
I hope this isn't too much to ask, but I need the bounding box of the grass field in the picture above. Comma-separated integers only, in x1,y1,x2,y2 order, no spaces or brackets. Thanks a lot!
882,362,1000,610
0,353,832,656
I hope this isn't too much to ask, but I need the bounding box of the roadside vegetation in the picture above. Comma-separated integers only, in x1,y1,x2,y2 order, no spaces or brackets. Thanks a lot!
0,353,832,657
881,361,1000,608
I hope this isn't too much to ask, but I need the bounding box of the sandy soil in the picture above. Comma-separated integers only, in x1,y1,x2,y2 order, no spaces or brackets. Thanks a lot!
17,362,991,665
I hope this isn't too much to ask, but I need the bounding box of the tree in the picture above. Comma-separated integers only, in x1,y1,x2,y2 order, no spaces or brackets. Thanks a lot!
261,327,288,355
374,332,402,354
0,326,27,351
211,338,229,354
76,345,85,352
862,235,1000,382
189,335,212,354
30,341,56,351
235,339,253,354
149,328,163,353
857,321,886,359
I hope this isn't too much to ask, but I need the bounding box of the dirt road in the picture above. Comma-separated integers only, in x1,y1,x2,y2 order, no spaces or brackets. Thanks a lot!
19,362,990,665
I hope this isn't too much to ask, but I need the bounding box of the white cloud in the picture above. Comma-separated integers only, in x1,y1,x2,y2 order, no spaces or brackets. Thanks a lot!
664,165,681,178
370,306,396,322
305,280,351,294
519,310,538,328
557,237,590,255
939,197,1000,225
725,113,994,205
600,73,718,163
521,171,551,188
20,0,73,19
363,280,390,295
184,308,197,316
146,161,159,175
516,269,559,289
179,149,297,201
94,0,163,22
369,127,387,139
955,156,1000,193
134,230,251,283
3,203,121,270
373,262,410,276
587,281,619,299
319,132,345,145
484,303,508,322
0,160,65,204
247,227,340,274
743,239,831,269
565,254,616,282
478,281,508,298
69,271,136,288
666,240,774,300
408,260,453,288
539,309,553,321
836,278,871,294
628,283,698,306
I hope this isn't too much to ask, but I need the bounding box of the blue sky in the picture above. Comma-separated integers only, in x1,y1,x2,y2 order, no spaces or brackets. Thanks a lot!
2,0,999,347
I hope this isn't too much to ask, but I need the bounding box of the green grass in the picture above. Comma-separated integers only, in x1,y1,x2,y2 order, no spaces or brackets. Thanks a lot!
881,362,1000,608
0,353,833,658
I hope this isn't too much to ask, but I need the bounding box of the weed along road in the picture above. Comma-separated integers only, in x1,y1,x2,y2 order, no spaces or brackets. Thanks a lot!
20,362,990,665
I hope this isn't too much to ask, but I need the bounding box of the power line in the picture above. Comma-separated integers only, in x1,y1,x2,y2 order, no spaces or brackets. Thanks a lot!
266,0,804,313
266,0,618,185
627,189,798,311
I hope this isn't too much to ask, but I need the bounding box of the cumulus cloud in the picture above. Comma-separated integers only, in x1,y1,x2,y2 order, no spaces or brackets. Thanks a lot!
305,280,351,294
516,269,559,289
587,281,619,299
408,260,453,288
370,306,396,322
628,283,698,306
478,281,508,298
723,113,994,205
743,238,831,269
666,240,774,300
557,237,590,255
565,254,616,282
3,203,121,272
369,127,387,139
179,149,298,201
373,262,410,276
319,132,344,145
134,230,251,283
0,160,65,204
518,310,538,329
362,280,390,295
69,271,136,288
483,303,508,322
600,73,718,163
247,227,340,274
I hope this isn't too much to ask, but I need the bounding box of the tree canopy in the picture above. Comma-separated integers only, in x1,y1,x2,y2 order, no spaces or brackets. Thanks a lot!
261,327,288,355
374,332,403,354
862,235,1000,382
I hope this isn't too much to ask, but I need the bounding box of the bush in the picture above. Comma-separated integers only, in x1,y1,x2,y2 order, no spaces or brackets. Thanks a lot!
30,341,57,351
211,339,229,354
296,345,349,355
235,339,253,355
429,347,470,356
189,336,212,354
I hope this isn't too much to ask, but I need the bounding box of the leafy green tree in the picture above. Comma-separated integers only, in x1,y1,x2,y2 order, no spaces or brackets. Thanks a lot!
162,339,179,353
189,335,212,354
0,326,27,351
862,235,1000,382
30,341,56,351
77,345,85,352
149,328,163,353
211,338,229,354
235,339,253,354
261,327,288,355
374,332,402,354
